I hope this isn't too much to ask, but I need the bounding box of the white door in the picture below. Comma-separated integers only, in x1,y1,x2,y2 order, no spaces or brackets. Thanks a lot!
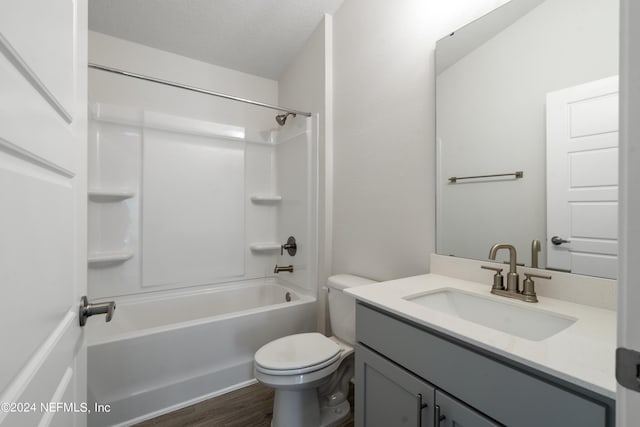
546,76,619,279
617,0,640,423
0,1,88,426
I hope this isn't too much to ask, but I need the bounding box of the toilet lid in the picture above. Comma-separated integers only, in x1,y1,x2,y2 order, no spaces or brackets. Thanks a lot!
255,333,341,374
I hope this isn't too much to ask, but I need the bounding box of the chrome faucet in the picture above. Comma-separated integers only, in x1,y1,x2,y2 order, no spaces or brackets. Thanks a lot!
274,264,294,273
483,243,552,303
488,243,519,293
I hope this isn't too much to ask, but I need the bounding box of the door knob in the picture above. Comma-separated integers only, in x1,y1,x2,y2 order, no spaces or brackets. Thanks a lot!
551,236,570,245
79,296,116,326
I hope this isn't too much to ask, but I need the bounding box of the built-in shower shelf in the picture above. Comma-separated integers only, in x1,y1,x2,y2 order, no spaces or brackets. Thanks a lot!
250,194,282,203
88,250,134,267
249,243,281,253
89,188,135,202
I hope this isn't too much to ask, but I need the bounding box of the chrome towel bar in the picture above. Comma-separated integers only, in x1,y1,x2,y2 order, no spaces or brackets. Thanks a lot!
448,171,523,183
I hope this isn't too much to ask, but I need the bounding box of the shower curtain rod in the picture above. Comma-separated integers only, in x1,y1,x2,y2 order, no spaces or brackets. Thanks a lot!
88,63,313,117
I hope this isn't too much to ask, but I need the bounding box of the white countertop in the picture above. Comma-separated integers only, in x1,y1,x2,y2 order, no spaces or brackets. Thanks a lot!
346,273,616,399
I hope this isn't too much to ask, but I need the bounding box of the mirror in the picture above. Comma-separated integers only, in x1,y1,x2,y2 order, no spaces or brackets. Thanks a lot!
436,0,619,278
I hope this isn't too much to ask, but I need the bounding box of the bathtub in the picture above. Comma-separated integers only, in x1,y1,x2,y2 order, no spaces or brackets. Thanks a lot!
86,278,316,427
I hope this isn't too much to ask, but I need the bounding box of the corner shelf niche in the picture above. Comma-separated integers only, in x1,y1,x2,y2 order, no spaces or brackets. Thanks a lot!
250,194,282,204
249,243,281,253
88,250,134,267
89,188,135,202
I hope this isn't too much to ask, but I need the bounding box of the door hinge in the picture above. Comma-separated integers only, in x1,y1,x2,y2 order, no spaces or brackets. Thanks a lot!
616,347,640,392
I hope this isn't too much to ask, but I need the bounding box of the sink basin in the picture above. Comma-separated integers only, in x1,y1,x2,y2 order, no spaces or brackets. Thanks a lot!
404,288,576,341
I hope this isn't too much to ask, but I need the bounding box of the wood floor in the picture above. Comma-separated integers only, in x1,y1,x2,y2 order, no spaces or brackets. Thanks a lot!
135,382,355,427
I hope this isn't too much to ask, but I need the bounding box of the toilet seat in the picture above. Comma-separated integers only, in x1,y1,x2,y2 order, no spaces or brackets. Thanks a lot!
255,333,341,376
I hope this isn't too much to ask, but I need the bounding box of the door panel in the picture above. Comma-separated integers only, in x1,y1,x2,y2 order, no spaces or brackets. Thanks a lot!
571,203,617,239
0,41,74,175
569,93,618,137
0,150,74,390
572,253,617,279
569,149,618,187
0,0,87,425
356,344,435,427
0,0,75,116
546,76,619,278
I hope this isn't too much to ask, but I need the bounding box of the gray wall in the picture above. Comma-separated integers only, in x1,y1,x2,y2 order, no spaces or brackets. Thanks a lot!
331,0,508,281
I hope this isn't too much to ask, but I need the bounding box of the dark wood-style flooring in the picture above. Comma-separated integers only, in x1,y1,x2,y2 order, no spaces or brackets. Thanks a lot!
135,382,355,427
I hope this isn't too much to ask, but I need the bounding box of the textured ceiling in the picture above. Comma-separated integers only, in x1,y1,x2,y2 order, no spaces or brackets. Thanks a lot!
89,0,344,80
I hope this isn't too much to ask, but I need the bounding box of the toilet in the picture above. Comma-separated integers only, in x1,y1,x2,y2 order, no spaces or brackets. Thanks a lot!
254,274,375,427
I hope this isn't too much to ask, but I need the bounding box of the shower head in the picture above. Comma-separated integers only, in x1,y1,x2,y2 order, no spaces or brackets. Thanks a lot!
276,112,296,126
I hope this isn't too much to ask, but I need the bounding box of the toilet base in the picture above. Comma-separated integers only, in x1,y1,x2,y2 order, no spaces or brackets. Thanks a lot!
271,388,350,427
319,399,350,427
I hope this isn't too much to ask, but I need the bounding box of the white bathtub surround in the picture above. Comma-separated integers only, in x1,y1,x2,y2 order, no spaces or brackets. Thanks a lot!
275,114,320,293
88,31,319,295
430,253,616,310
346,273,616,399
88,103,317,298
142,129,245,286
87,279,315,427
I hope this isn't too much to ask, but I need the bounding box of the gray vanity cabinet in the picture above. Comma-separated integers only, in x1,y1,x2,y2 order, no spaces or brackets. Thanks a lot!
356,343,500,427
354,302,615,427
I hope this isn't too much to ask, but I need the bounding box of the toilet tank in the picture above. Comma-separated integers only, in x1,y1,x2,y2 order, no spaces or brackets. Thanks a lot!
327,274,376,345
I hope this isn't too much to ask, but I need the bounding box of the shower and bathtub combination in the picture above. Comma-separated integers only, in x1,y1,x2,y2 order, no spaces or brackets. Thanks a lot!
85,60,318,426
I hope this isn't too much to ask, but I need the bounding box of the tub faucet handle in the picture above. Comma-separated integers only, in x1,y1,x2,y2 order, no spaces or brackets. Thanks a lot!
281,236,297,256
79,296,116,327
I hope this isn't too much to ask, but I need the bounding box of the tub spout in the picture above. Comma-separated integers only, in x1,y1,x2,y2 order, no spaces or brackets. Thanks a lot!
274,264,294,273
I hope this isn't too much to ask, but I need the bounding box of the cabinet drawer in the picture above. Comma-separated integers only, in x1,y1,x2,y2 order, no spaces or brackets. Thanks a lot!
356,303,612,427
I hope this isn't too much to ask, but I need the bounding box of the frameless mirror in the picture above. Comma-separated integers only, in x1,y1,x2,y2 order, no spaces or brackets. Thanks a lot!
435,0,619,278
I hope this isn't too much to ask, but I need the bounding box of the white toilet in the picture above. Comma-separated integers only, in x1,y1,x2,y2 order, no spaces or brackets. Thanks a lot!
254,274,375,427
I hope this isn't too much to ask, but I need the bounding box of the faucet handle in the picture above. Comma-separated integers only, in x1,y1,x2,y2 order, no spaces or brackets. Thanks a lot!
481,265,505,290
281,236,297,256
521,273,552,302
524,272,552,280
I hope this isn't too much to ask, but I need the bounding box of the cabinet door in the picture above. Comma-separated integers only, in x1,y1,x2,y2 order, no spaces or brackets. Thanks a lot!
356,344,435,427
435,391,502,427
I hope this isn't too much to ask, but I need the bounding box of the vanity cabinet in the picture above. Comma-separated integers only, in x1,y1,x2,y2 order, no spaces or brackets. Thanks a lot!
357,343,500,426
355,303,615,427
